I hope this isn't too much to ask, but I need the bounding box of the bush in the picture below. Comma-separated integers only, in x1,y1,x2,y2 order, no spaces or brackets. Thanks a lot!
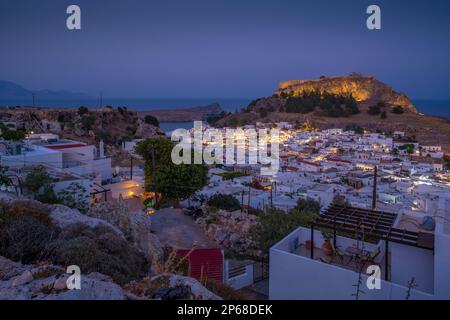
259,108,268,118
392,106,405,114
78,106,89,116
144,115,160,127
292,198,321,214
380,111,387,119
1,129,25,141
57,183,89,213
284,91,359,117
220,172,248,181
368,105,381,115
344,124,364,134
207,193,241,211
253,199,320,256
53,223,149,285
203,279,246,300
0,203,59,263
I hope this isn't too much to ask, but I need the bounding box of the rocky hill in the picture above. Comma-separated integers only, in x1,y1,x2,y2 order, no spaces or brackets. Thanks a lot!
277,73,416,112
0,193,225,300
215,74,450,154
0,106,164,140
0,80,92,101
140,103,224,122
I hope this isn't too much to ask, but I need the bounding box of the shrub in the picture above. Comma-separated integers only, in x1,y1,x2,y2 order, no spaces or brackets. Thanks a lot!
292,198,320,214
81,115,96,130
52,223,149,285
1,129,25,141
78,106,89,116
368,105,381,115
0,203,59,263
392,106,405,114
207,193,241,211
344,124,364,134
284,91,359,117
203,279,246,300
220,172,248,181
57,183,89,213
144,115,160,127
381,111,387,119
253,200,320,256
23,166,58,203
259,108,268,118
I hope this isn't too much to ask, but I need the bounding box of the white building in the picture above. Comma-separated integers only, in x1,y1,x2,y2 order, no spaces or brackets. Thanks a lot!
269,196,450,300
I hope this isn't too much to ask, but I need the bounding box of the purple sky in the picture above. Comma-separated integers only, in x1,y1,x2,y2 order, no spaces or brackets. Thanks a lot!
1,0,450,99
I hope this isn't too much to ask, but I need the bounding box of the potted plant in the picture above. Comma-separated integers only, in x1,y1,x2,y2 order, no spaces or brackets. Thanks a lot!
321,230,334,256
305,240,312,250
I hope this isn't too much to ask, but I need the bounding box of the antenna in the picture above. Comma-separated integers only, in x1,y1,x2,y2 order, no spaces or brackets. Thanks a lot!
99,91,103,109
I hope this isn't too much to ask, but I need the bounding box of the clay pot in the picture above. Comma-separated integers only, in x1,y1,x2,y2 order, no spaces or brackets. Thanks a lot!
322,240,332,256
306,240,312,250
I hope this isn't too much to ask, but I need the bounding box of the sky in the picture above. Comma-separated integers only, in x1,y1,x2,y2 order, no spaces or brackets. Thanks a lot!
1,0,450,99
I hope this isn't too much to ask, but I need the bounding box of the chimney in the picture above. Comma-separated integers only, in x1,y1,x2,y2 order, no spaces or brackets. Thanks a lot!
99,140,105,158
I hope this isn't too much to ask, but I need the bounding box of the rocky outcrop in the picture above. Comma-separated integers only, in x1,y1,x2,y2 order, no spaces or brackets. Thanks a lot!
0,256,125,300
124,274,222,300
277,74,416,112
87,199,164,265
0,107,163,148
140,103,224,122
196,210,260,257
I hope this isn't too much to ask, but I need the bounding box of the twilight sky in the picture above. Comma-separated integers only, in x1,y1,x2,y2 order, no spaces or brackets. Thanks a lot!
1,0,450,99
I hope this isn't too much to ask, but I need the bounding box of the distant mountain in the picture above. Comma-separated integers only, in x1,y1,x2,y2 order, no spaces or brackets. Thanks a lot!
0,80,92,101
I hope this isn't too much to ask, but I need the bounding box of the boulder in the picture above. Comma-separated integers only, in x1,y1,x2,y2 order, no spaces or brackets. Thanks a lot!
0,256,126,300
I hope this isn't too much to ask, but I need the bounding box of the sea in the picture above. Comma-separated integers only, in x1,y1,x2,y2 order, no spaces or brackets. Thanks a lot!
0,98,449,133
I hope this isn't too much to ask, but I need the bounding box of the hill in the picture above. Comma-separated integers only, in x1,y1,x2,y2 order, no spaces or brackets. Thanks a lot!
0,80,92,101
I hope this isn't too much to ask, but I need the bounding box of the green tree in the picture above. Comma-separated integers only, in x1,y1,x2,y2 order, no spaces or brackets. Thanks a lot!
392,106,405,114
0,166,12,186
135,138,208,203
78,106,89,116
57,183,89,213
81,115,96,131
380,111,387,119
23,166,58,203
253,198,320,256
144,115,160,127
368,105,381,115
259,108,268,118
1,129,25,141
207,193,241,211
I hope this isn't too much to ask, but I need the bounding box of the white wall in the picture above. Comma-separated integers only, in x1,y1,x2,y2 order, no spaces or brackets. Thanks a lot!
66,157,112,181
53,178,92,206
390,242,434,294
1,150,63,169
269,228,434,300
224,261,254,290
434,197,450,299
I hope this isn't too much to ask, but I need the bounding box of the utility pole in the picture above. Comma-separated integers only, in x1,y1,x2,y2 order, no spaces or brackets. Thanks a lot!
32,93,35,107
130,156,133,180
99,92,103,109
151,147,158,207
247,185,251,209
270,183,273,208
372,165,378,211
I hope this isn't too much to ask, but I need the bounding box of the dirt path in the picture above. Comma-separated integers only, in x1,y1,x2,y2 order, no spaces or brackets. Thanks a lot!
150,208,216,249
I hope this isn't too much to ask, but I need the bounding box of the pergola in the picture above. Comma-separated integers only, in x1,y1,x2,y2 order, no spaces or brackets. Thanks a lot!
310,204,435,280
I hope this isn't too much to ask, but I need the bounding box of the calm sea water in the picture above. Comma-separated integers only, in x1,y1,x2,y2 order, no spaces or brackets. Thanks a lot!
0,98,448,119
0,98,251,113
